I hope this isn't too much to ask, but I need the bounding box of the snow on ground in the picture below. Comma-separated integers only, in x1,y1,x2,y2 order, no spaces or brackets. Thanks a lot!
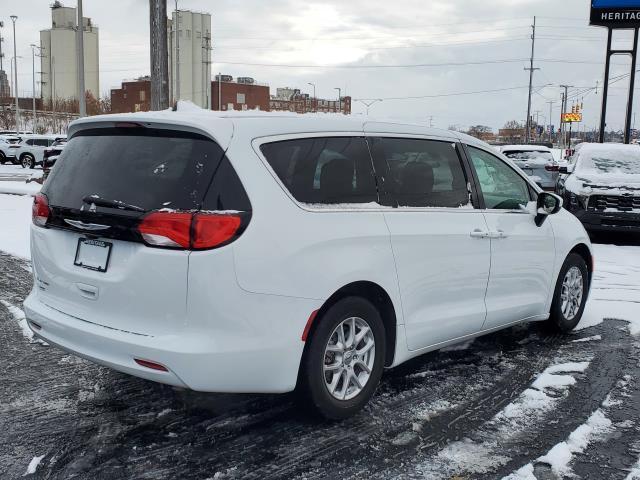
504,409,614,479
0,300,39,343
0,194,33,259
627,456,640,480
0,181,41,196
578,244,640,335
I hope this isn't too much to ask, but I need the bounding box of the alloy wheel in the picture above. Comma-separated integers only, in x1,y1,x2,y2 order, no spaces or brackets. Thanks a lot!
561,266,584,321
323,316,376,401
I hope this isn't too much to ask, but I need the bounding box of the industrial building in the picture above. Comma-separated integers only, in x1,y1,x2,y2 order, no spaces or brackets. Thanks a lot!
168,10,212,109
39,1,99,104
270,87,351,114
211,76,270,111
110,76,151,114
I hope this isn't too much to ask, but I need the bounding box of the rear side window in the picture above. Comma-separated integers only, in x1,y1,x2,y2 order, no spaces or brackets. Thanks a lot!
260,137,377,206
44,128,237,213
370,138,470,208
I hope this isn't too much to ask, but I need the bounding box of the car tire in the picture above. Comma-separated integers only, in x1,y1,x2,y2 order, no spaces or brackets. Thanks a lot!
21,154,35,169
0,152,5,164
546,253,589,333
300,296,386,420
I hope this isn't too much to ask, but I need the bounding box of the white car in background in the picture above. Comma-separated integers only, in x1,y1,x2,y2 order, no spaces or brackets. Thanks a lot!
15,135,67,169
0,135,22,164
500,145,559,191
24,111,593,419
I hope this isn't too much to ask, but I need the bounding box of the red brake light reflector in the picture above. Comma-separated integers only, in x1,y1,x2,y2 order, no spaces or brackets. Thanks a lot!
32,193,50,227
134,358,169,372
545,164,559,172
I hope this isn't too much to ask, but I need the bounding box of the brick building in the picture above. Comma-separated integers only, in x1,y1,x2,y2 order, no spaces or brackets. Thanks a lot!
211,76,270,111
270,87,351,114
110,76,151,114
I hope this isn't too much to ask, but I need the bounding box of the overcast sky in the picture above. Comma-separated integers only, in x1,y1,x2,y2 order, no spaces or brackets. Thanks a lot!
2,0,638,131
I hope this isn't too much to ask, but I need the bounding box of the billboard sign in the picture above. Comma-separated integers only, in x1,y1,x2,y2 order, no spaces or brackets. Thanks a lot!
562,113,583,123
591,0,640,27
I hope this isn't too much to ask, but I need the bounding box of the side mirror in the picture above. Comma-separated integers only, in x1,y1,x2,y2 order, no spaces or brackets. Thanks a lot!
535,192,563,226
559,164,574,174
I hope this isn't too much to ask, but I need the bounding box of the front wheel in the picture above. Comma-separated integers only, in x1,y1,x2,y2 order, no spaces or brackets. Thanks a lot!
300,296,386,420
21,154,35,169
547,253,589,333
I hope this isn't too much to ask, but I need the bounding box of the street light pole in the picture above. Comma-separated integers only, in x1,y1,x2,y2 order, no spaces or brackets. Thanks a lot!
174,0,180,103
77,0,86,117
30,44,38,129
307,82,316,113
10,15,19,132
355,99,382,116
334,87,341,113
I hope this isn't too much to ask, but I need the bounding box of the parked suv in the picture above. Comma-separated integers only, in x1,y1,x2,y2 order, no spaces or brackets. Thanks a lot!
15,135,66,169
0,135,22,164
557,143,640,233
24,111,593,419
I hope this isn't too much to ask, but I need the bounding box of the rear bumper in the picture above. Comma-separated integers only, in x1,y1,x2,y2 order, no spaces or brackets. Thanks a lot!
23,291,312,394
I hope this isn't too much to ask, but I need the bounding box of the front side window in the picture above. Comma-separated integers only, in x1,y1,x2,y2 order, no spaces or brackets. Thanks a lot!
370,138,470,208
260,137,377,206
467,146,531,210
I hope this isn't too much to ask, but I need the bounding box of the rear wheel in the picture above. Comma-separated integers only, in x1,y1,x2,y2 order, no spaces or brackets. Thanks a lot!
300,296,385,420
0,152,6,164
547,253,589,333
21,154,35,169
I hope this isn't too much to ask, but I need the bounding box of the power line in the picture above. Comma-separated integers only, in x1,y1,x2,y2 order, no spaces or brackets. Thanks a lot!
354,85,537,101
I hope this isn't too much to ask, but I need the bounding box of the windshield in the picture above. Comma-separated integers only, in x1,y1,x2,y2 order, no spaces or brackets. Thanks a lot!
503,151,554,163
577,147,640,176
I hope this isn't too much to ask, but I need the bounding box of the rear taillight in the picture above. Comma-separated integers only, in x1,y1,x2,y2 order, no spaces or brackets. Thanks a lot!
137,211,244,250
32,193,50,227
545,164,559,172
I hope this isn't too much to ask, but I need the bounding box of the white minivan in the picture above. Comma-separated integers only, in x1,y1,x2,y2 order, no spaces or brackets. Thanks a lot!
24,110,593,419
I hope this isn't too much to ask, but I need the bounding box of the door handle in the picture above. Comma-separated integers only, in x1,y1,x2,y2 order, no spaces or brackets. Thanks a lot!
470,229,490,239
488,230,508,239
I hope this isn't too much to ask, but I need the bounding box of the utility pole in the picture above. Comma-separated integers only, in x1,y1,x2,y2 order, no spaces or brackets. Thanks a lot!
355,99,382,116
0,21,4,72
334,87,341,113
525,16,539,144
559,85,572,149
174,0,180,103
308,82,316,113
76,0,86,117
547,100,554,142
10,15,19,132
428,115,434,128
149,0,169,110
30,44,40,129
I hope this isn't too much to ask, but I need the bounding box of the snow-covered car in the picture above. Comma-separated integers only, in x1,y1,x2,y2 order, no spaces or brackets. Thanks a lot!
500,145,559,191
24,110,593,419
42,139,67,171
557,143,640,233
0,135,22,164
15,135,67,169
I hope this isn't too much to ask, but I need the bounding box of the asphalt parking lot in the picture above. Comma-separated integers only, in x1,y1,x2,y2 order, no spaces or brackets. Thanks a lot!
1,234,640,479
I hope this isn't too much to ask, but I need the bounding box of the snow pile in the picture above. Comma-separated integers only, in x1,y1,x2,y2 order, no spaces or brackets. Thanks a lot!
24,454,45,475
537,409,613,477
627,457,640,480
0,194,33,259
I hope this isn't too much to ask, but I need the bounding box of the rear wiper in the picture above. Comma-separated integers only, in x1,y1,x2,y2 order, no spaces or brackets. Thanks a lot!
82,195,146,213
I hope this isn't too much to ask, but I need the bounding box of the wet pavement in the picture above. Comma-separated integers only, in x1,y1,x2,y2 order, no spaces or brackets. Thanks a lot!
1,234,640,479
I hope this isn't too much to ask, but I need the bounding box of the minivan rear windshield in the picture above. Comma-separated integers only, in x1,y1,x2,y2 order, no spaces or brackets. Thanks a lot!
43,127,226,213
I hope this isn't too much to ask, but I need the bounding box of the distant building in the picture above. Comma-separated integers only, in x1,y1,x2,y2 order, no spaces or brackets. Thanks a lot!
270,87,351,114
211,76,270,111
40,1,100,103
0,70,9,99
110,76,151,113
168,10,211,109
